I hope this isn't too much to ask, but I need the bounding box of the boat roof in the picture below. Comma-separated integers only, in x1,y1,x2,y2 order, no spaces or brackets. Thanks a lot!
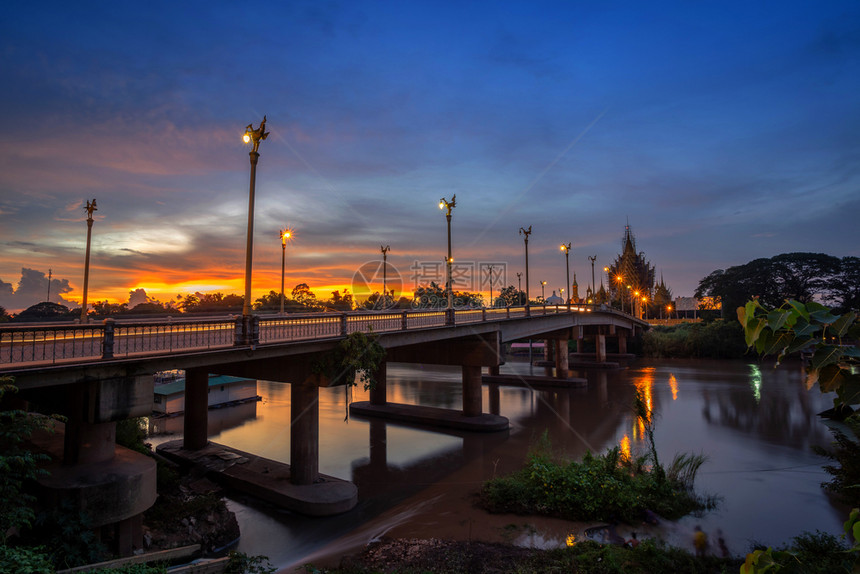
154,375,255,396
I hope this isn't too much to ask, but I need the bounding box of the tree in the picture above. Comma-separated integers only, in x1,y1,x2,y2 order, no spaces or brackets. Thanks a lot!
831,256,860,313
180,292,243,313
0,305,9,323
254,290,281,311
696,253,842,317
496,285,526,307
90,300,128,316
291,283,320,310
413,282,446,308
12,302,76,323
326,290,354,311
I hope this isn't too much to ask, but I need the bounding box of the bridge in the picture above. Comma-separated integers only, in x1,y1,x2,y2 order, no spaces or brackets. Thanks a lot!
1,304,647,556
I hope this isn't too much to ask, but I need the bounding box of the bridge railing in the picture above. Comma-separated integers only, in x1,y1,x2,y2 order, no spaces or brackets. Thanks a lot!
1,304,602,368
258,314,341,343
0,323,104,365
112,318,235,357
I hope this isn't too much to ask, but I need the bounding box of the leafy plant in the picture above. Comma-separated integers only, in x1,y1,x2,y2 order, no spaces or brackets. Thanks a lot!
480,430,715,524
737,298,860,407
312,329,386,389
225,551,276,573
0,545,54,574
0,378,58,542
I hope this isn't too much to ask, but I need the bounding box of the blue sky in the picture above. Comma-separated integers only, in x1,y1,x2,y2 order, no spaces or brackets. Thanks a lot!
1,1,858,311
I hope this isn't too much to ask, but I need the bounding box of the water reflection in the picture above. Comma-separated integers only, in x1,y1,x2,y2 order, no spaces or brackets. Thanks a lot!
146,358,846,568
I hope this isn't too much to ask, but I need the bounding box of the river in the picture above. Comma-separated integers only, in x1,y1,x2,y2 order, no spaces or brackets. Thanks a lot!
147,357,847,570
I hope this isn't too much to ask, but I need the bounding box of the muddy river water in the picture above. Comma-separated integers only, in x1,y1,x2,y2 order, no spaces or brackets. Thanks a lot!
148,357,847,571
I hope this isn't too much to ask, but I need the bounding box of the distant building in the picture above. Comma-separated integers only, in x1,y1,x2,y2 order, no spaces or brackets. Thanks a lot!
153,374,258,415
604,222,670,318
545,290,564,305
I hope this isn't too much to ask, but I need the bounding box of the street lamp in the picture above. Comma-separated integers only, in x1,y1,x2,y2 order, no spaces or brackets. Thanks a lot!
279,228,292,314
381,245,390,308
439,195,456,311
560,242,571,306
80,199,97,323
516,272,522,304
588,255,597,303
519,226,532,307
559,287,565,305
615,275,625,313
242,116,269,317
540,280,546,302
484,264,495,308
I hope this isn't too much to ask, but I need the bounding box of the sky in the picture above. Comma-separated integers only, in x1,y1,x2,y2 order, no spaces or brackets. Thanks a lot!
1,1,858,313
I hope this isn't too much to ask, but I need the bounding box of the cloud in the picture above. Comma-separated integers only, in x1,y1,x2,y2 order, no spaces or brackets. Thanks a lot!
0,268,75,313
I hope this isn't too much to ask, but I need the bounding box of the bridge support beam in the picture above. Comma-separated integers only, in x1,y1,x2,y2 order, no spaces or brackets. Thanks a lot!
462,365,483,417
618,333,628,354
183,369,209,451
291,379,319,485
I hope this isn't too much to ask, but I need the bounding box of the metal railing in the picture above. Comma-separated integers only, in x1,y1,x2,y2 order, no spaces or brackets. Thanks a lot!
0,304,598,368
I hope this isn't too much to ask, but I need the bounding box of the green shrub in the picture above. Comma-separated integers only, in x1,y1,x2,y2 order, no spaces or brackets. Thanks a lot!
642,321,747,359
0,545,54,574
481,444,714,524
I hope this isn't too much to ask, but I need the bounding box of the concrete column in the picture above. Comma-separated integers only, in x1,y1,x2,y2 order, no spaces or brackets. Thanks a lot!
462,365,483,417
63,383,116,465
618,334,628,354
576,338,584,353
488,383,500,415
369,361,387,406
183,369,209,450
291,379,319,485
554,339,569,379
596,333,607,363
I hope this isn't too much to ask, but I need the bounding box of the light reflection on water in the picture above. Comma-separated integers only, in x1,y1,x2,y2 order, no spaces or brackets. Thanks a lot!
147,358,845,568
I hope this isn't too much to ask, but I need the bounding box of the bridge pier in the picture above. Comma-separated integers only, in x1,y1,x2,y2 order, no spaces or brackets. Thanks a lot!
596,333,607,362
291,378,320,485
462,365,482,417
183,368,209,450
618,333,628,354
553,339,569,379
27,377,157,558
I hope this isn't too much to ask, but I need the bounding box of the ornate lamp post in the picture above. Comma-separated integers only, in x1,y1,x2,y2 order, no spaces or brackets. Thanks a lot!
241,116,269,317
519,226,531,307
560,242,571,305
80,199,97,323
540,280,546,302
381,244,390,307
615,275,625,313
439,196,456,311
484,264,495,308
516,272,522,304
588,255,597,303
279,228,292,314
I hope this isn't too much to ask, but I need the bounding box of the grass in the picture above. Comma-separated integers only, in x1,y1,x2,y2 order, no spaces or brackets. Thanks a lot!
479,444,715,524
